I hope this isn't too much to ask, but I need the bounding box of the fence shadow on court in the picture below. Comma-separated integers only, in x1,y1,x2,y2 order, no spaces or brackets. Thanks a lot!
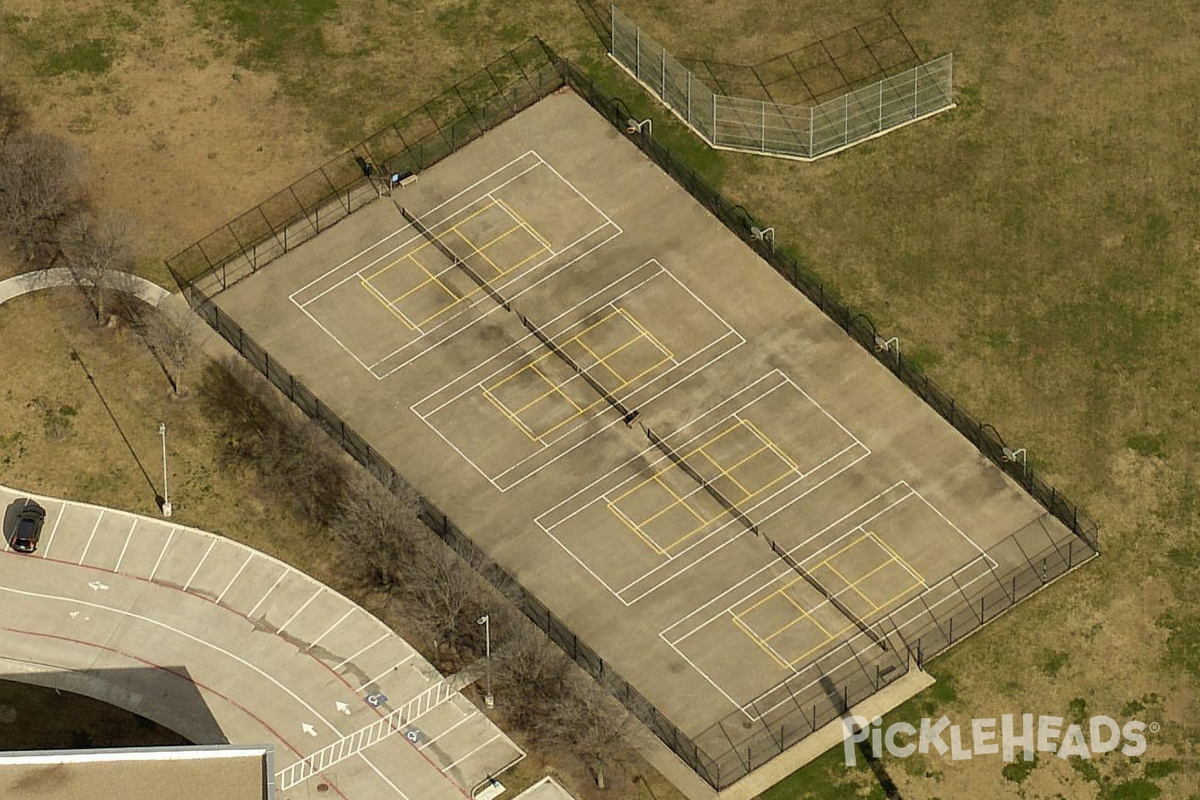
167,38,1099,792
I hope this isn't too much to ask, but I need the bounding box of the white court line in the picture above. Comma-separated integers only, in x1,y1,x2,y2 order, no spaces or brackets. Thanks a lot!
148,527,176,582
112,519,137,574
371,223,619,377
76,513,105,565
664,483,916,645
412,259,745,490
39,504,65,558
278,588,323,635
443,732,502,771
419,710,479,751
334,631,390,671
183,539,216,592
534,370,871,603
359,653,416,690
413,261,665,417
247,568,290,618
289,151,542,303
356,753,414,800
216,552,255,604
310,608,356,650
0,583,344,735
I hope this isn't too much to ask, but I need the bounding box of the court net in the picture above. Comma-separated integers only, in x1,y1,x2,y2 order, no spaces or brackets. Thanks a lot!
770,539,887,651
522,315,634,420
397,205,510,310
644,426,760,537
645,424,886,652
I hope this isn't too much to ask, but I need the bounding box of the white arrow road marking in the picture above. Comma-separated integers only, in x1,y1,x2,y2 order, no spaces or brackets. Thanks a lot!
302,723,317,737
87,581,109,592
336,702,350,715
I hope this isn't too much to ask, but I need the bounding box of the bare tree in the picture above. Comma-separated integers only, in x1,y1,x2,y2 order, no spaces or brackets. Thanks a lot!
61,213,133,323
0,132,79,264
334,470,422,593
490,616,571,729
550,673,641,790
407,537,490,659
0,85,24,145
144,302,200,395
258,416,348,524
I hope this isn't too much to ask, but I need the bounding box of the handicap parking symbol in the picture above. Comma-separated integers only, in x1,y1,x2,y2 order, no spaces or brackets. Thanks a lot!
403,727,424,744
365,693,389,708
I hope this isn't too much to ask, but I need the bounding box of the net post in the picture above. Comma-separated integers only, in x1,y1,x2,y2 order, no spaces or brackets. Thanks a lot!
687,70,691,125
636,27,641,78
610,4,615,54
809,106,814,157
661,47,666,97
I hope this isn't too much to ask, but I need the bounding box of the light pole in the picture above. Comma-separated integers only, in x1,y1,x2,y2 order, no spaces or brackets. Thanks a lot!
477,614,493,707
158,422,171,517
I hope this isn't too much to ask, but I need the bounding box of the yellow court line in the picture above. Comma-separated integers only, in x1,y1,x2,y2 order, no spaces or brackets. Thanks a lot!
494,196,553,251
620,477,706,530
869,531,927,586
863,581,926,618
616,307,675,360
533,351,672,441
510,379,569,417
449,227,505,277
607,502,668,556
481,387,539,442
763,606,819,641
364,200,497,282
696,449,752,498
823,563,878,612
740,418,803,474
360,278,419,331
730,614,790,670
391,253,460,304
530,363,583,413
609,421,745,504
573,338,625,385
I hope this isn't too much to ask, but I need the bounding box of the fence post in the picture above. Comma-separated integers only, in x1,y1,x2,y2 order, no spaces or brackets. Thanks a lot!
610,4,615,54
913,63,919,117
661,47,666,97
809,105,814,157
844,93,849,145
636,27,640,78
761,100,766,152
686,70,691,126
878,80,884,132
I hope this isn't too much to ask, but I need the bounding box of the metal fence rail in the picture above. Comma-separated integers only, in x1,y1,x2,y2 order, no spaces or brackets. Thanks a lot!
165,37,561,298
610,5,954,160
169,38,1099,792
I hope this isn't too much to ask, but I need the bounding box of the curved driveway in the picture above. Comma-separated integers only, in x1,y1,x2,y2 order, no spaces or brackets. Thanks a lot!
0,484,523,800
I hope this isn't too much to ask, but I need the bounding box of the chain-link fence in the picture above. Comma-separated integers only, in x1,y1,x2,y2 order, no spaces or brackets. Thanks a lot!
610,5,954,160
165,38,561,299
169,39,1098,793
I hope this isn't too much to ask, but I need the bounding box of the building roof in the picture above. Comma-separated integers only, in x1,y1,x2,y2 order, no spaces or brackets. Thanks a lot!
0,745,274,800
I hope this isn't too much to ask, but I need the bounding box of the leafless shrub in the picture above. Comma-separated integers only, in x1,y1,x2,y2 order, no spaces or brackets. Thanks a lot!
334,470,422,592
490,615,571,729
61,213,134,323
0,132,80,264
548,672,642,789
143,302,201,395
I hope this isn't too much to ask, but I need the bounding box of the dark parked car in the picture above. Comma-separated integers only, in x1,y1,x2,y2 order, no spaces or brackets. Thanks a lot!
11,501,46,553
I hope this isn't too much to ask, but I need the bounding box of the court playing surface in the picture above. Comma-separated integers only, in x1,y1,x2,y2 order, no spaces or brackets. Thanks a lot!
211,92,1082,760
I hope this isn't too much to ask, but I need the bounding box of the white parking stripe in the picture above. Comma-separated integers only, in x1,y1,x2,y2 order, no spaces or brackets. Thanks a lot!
419,710,479,751
310,608,355,650
247,568,289,618
333,632,389,671
148,527,176,581
444,733,502,771
113,519,138,573
359,654,415,690
183,540,216,592
216,552,255,604
277,588,322,635
39,505,65,557
77,513,105,565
